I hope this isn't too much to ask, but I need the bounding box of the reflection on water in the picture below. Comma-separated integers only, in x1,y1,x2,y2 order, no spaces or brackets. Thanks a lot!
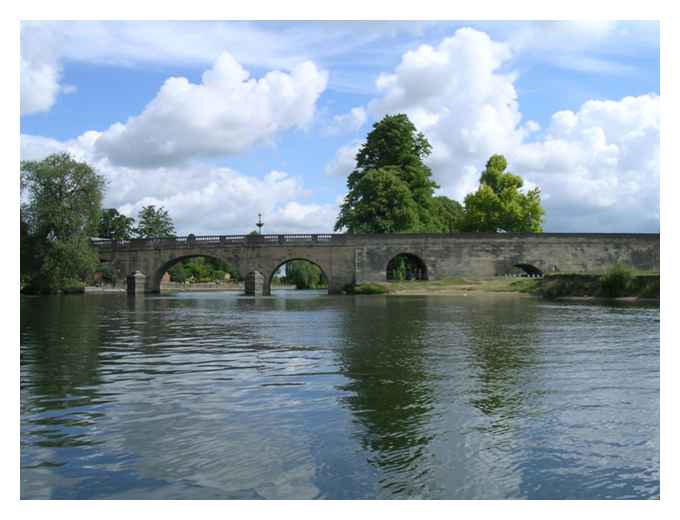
20,291,659,499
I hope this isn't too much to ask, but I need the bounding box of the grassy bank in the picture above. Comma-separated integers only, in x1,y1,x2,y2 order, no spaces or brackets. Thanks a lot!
348,266,659,301
347,276,537,296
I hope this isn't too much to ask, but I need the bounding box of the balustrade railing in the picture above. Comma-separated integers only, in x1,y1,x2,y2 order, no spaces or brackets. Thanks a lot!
91,233,341,250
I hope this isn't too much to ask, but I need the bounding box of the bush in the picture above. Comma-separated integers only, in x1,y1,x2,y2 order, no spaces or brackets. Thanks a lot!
599,263,634,298
346,283,390,295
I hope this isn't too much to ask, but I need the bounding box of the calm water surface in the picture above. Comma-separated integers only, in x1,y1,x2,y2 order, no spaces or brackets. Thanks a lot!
20,290,659,499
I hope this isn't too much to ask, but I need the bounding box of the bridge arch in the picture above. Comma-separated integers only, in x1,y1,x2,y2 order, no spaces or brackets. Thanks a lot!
386,253,428,281
150,253,242,293
265,257,330,295
513,263,544,277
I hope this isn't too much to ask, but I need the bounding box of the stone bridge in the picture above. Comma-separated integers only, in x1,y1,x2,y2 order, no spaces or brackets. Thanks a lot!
92,232,660,295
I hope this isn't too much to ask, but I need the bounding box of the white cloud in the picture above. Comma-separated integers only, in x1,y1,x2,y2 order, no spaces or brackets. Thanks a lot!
324,107,367,135
511,94,659,231
92,53,327,168
19,21,436,114
20,58,60,115
21,133,339,235
331,27,659,232
324,141,361,177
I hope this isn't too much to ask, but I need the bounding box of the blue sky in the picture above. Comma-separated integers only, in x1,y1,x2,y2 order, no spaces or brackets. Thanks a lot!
20,21,660,234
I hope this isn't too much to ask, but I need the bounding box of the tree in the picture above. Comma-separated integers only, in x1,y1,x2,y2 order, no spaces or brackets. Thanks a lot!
431,196,464,233
20,153,105,292
284,260,327,289
98,208,135,240
134,205,176,238
335,168,421,233
335,114,442,233
460,154,544,233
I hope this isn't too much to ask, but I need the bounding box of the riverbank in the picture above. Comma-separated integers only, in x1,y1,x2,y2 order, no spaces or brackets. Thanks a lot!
354,272,659,302
351,277,537,296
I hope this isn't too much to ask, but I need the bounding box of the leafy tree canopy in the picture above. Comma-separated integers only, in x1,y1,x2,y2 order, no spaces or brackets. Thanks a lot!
336,167,421,233
336,114,453,233
134,205,176,238
460,155,545,233
99,208,135,240
282,260,327,289
20,154,105,292
21,153,105,240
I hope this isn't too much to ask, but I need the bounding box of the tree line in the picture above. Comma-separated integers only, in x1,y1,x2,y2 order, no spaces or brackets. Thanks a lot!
20,114,545,293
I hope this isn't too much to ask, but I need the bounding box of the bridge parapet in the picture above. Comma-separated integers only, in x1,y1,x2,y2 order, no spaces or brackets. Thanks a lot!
91,233,341,251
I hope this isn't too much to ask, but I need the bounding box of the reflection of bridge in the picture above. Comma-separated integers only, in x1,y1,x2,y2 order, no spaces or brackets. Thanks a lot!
92,232,660,295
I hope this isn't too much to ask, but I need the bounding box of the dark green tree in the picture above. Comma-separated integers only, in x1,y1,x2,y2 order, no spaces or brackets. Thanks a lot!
20,154,105,292
460,154,544,233
335,114,442,233
134,205,176,238
431,196,464,233
98,208,135,239
335,168,421,233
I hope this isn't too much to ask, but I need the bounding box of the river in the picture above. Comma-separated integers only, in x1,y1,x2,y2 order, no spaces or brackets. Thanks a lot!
20,290,659,499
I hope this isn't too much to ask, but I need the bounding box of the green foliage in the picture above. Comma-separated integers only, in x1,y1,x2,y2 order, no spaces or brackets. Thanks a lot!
99,264,116,284
21,153,105,240
134,205,176,238
347,283,390,295
35,236,99,293
167,257,240,284
20,154,104,293
460,154,545,233
386,254,426,281
282,260,327,289
336,114,452,233
336,168,421,233
98,208,135,239
599,263,634,298
534,270,658,300
431,196,464,233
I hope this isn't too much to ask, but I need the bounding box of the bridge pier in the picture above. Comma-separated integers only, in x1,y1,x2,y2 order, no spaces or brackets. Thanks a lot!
244,271,265,296
126,271,146,295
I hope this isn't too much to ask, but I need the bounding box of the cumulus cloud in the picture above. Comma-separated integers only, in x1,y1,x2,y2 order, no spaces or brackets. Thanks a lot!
93,53,327,168
324,141,361,177
324,107,367,135
21,133,339,235
512,94,659,231
330,27,659,232
20,58,61,115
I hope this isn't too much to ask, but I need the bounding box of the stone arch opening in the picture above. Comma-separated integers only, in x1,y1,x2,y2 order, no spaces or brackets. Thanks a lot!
514,263,544,277
386,253,428,281
153,254,241,292
268,258,329,294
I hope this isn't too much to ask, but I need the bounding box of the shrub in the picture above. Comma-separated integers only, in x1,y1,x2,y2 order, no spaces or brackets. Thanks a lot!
599,263,634,298
347,283,390,295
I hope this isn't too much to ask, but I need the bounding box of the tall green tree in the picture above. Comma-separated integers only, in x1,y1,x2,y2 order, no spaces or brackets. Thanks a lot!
335,114,443,233
460,154,544,233
134,205,176,238
20,153,105,292
335,167,421,233
98,208,135,239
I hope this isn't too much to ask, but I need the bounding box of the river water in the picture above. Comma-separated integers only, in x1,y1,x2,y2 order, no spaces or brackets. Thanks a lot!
20,290,659,499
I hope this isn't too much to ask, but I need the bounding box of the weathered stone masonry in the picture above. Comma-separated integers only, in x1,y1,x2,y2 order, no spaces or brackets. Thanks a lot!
93,232,660,295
